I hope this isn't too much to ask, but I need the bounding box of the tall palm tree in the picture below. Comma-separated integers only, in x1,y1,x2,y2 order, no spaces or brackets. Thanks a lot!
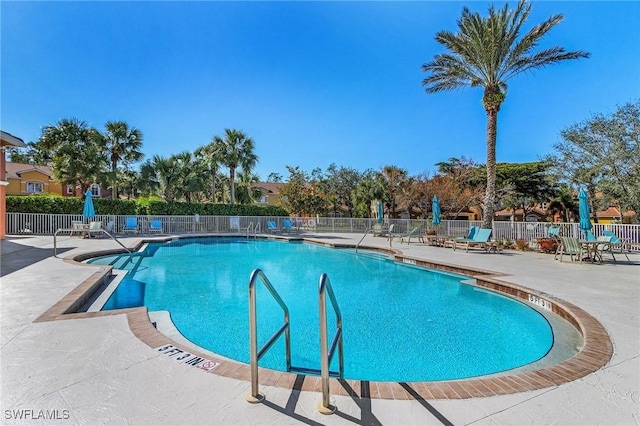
235,170,262,204
151,155,179,201
194,142,223,203
37,118,106,192
422,0,588,228
381,165,408,219
211,129,258,204
171,151,206,203
103,121,144,199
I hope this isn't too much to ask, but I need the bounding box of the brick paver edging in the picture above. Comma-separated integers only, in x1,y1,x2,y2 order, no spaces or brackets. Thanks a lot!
34,236,613,400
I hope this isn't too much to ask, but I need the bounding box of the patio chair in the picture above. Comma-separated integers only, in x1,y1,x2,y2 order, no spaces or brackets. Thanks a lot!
283,219,298,234
123,217,138,233
267,221,280,234
399,226,424,244
87,221,104,238
602,230,631,261
444,226,479,248
149,220,163,234
70,221,86,237
555,236,584,263
594,235,614,262
548,225,561,239
453,228,492,252
387,224,396,242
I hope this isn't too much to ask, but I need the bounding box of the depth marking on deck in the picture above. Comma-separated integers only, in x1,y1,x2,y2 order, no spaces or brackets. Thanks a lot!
155,345,219,372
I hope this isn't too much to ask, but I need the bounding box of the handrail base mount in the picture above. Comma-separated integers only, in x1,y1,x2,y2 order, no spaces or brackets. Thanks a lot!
245,394,265,404
316,402,336,415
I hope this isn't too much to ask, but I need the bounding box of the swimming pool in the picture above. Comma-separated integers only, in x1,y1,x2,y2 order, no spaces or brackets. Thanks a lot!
89,237,554,382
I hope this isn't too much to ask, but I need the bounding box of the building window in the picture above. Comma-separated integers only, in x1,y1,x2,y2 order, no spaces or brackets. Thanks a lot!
259,195,267,204
90,184,100,197
66,185,75,195
26,182,44,194
540,202,548,210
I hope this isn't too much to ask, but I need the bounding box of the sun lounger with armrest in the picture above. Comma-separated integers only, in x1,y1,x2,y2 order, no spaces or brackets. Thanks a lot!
453,228,492,252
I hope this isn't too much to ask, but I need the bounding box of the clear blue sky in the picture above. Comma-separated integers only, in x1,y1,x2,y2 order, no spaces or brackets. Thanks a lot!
2,1,639,181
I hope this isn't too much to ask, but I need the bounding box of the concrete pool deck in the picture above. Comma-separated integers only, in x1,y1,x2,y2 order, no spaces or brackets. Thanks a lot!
1,233,638,425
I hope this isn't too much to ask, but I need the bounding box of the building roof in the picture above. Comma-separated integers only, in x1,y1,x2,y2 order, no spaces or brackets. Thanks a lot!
596,206,635,218
494,207,547,217
251,182,283,195
0,131,26,148
5,162,53,179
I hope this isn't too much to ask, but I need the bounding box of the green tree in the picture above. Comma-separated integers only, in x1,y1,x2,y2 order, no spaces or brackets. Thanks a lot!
547,100,640,220
267,172,283,183
150,155,179,201
494,162,558,221
137,159,160,197
381,165,408,218
352,169,385,218
235,170,262,205
431,157,485,220
212,129,258,204
194,141,223,203
170,151,206,202
279,166,327,215
7,142,41,164
422,0,588,228
102,121,144,200
36,118,107,192
323,164,361,217
548,184,578,222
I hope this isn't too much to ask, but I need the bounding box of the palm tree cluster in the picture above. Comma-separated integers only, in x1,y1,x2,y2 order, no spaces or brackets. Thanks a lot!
138,129,259,204
30,120,260,204
35,118,143,197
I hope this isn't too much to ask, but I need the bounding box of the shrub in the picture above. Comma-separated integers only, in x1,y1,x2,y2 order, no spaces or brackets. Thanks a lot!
537,237,559,254
502,239,515,249
6,195,289,217
515,239,529,251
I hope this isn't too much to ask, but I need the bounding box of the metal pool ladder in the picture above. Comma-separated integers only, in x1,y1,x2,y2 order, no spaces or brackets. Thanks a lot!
245,222,261,238
246,269,344,414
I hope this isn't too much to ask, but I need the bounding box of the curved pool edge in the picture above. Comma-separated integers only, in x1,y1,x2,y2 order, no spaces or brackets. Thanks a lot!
35,235,613,400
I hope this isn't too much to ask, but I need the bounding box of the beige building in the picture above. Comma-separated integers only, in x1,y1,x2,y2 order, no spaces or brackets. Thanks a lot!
1,131,27,239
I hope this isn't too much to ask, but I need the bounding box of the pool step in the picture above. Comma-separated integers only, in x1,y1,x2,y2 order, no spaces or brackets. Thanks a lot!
289,365,341,378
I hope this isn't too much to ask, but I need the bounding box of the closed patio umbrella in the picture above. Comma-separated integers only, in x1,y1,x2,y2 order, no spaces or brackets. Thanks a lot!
377,201,384,223
578,188,592,239
82,190,95,221
432,196,441,226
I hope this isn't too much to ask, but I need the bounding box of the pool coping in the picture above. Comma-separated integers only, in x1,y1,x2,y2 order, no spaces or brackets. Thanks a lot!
34,235,613,400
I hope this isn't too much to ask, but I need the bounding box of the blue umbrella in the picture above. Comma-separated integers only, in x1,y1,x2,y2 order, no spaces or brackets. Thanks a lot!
82,190,95,220
377,201,384,223
578,188,592,238
432,196,441,226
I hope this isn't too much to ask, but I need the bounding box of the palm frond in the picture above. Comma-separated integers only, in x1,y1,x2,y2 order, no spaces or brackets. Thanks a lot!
422,0,588,95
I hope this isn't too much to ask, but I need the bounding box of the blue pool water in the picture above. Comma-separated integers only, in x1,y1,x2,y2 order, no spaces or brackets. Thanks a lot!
89,238,553,382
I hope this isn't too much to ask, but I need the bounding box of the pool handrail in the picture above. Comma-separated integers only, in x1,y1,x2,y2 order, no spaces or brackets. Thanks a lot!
53,227,131,258
246,268,291,403
318,273,344,414
355,226,371,253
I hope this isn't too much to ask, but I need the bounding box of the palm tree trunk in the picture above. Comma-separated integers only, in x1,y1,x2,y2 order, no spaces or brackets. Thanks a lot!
229,168,236,204
482,108,498,229
210,168,216,203
111,160,118,200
